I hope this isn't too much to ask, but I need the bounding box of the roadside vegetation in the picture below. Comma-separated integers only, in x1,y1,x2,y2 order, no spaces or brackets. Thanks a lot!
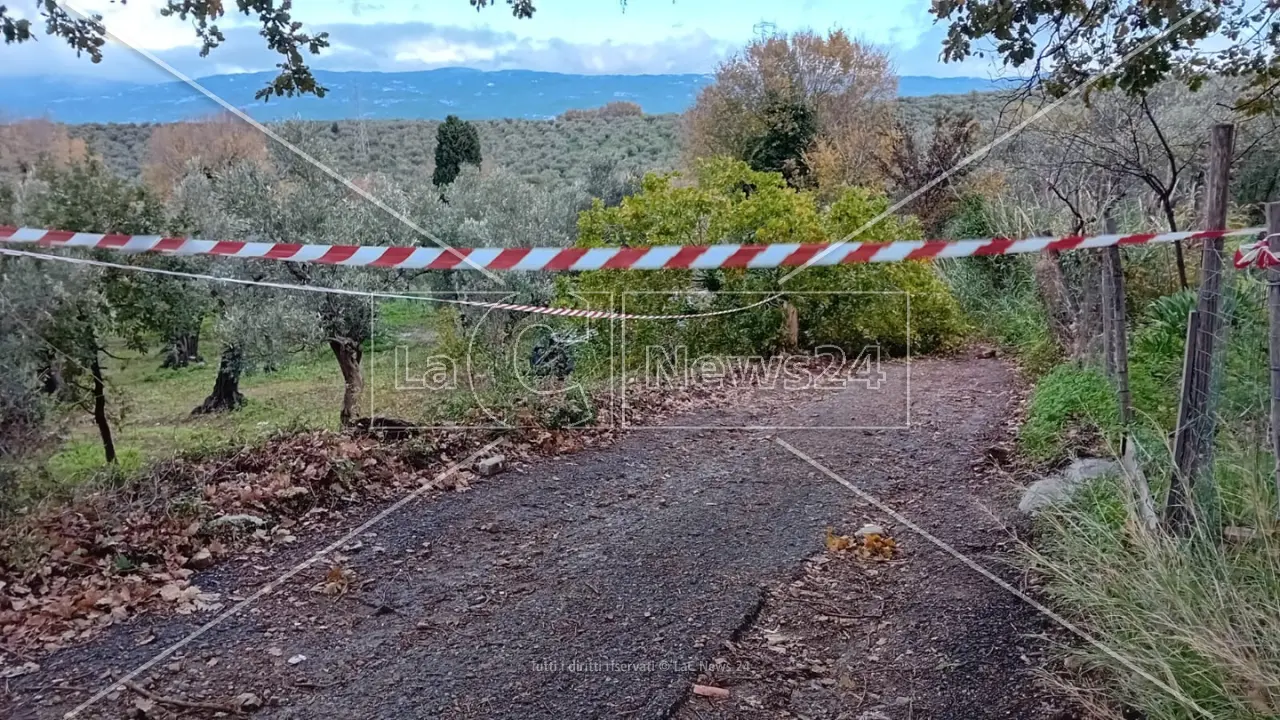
923,2,1280,712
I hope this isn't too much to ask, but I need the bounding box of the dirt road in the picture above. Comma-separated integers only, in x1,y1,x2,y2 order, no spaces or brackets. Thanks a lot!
7,355,1066,720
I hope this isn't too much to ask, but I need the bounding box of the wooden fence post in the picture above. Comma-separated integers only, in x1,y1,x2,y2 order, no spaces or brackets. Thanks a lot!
1164,123,1235,534
1267,203,1280,518
1104,213,1155,529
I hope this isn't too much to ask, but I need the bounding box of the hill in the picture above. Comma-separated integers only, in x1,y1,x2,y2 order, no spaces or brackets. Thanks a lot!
4,68,999,124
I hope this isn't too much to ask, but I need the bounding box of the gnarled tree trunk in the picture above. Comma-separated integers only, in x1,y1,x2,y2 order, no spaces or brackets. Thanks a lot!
193,345,245,414
330,337,364,426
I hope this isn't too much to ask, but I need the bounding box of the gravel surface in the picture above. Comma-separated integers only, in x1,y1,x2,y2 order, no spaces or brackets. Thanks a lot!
6,354,1064,720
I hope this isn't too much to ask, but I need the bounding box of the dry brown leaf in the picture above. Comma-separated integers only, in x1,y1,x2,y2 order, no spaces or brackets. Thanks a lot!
824,528,852,552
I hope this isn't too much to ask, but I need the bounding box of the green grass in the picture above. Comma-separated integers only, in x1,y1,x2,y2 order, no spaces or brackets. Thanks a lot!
940,255,1061,374
1020,364,1121,462
15,301,610,500
1029,461,1280,720
1017,274,1280,719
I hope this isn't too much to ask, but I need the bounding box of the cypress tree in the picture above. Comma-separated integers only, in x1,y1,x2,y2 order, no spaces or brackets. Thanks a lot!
433,115,483,187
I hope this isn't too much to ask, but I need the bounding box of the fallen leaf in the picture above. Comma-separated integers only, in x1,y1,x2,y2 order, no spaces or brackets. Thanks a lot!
824,528,851,552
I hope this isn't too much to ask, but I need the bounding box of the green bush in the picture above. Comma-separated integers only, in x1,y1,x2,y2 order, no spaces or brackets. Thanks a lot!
567,158,967,359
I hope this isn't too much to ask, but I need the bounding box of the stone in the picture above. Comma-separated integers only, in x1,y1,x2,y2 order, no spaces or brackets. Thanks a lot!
287,654,306,665
185,549,214,570
1018,457,1120,514
475,455,507,477
235,693,263,712
854,523,886,537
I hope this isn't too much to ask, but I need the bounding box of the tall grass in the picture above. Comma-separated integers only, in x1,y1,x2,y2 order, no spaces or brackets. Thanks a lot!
1028,462,1280,719
1020,268,1280,718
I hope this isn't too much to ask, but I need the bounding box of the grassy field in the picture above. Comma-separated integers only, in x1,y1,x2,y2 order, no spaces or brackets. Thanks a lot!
33,299,474,494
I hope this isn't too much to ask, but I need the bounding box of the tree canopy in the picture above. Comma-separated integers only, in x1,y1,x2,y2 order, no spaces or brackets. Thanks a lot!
684,29,896,191
433,115,483,187
932,0,1280,112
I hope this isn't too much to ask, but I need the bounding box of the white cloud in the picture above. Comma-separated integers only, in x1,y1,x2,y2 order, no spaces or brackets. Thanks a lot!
393,38,502,66
68,0,200,51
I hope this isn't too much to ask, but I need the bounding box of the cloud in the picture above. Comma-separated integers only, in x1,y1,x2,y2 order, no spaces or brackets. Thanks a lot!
0,20,735,83
0,15,996,84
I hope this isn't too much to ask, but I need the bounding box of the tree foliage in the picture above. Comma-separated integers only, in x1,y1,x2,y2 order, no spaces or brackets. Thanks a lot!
1,0,330,101
933,0,1280,112
142,113,269,197
433,115,483,187
570,158,965,357
560,101,644,121
743,97,818,186
0,119,88,178
684,29,896,192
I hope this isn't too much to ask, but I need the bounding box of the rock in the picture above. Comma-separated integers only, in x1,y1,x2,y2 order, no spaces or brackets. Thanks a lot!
854,523,886,537
978,347,998,359
856,712,892,720
185,549,214,570
1019,457,1120,514
287,654,306,665
208,514,267,528
235,692,263,712
475,455,507,477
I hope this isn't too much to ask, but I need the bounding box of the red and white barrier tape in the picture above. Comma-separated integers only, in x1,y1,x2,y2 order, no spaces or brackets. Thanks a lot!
1233,236,1280,269
0,247,777,322
0,226,1263,272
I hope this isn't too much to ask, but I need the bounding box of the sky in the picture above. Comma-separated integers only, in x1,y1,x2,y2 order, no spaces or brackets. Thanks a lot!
2,0,1006,82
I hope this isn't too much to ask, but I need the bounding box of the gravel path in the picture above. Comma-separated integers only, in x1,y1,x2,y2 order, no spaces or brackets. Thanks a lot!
7,354,1061,720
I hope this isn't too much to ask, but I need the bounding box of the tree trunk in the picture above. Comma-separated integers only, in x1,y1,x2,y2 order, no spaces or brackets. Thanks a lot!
1162,201,1189,290
161,330,203,369
192,346,245,414
90,352,116,464
1173,240,1189,290
781,301,799,350
330,338,365,426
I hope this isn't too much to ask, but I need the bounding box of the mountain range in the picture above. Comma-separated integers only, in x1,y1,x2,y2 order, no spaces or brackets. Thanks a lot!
2,69,999,125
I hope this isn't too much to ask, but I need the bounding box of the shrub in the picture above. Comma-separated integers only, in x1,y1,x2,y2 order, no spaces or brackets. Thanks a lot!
567,157,966,358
